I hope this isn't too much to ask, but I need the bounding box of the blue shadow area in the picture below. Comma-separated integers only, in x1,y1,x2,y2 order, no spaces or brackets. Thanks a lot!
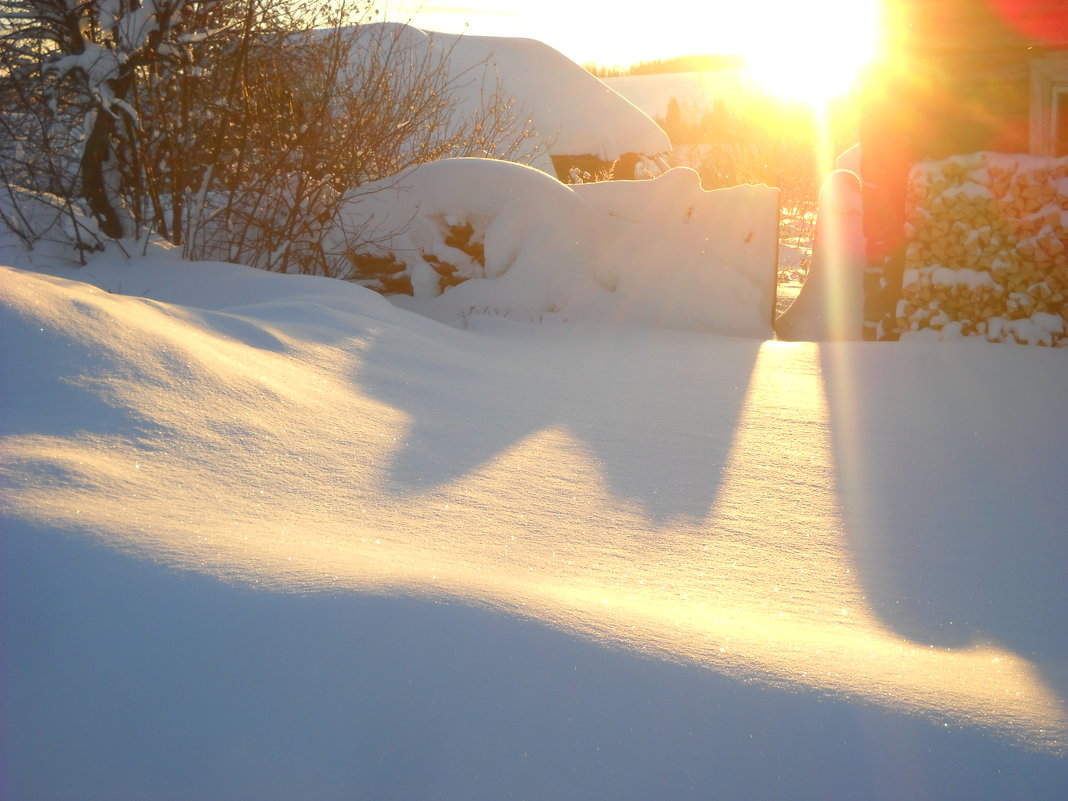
820,344,1068,720
3,522,1066,801
0,300,153,443
356,323,761,524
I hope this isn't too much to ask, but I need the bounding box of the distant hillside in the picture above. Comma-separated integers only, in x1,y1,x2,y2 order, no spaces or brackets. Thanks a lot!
603,71,747,119
585,54,745,78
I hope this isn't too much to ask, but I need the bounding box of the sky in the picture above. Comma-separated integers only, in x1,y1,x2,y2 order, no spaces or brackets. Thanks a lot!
376,0,880,66
376,0,883,102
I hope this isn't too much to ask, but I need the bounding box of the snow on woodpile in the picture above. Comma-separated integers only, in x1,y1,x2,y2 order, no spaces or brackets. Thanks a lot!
897,152,1068,346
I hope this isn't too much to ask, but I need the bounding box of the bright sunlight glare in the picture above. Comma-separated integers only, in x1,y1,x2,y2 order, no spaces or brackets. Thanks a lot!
735,0,881,106
382,0,882,107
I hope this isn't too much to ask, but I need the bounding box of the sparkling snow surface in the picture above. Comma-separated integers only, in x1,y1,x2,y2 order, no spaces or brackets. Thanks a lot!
2,166,1067,799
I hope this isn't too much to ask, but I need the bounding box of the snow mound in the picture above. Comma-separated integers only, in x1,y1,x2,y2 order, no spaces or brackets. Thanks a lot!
3,241,1068,799
775,169,866,341
326,159,778,336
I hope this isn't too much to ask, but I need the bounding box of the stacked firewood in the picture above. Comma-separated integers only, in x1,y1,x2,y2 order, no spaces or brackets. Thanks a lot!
896,152,1068,346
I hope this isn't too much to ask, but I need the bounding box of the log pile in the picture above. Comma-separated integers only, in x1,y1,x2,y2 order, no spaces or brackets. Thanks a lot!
896,152,1068,346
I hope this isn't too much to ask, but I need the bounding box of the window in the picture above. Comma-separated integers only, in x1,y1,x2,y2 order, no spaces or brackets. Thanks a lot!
1030,57,1068,156
1056,88,1068,157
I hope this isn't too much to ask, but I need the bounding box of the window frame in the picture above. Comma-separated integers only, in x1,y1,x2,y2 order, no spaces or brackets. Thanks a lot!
1030,56,1068,156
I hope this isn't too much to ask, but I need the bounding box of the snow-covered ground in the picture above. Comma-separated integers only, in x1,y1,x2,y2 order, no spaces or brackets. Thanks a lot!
2,150,1067,799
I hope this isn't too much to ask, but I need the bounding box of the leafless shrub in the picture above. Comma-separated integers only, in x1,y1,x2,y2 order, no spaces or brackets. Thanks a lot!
273,22,541,279
0,0,539,274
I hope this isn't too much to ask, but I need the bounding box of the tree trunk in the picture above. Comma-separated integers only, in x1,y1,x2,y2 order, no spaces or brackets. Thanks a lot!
81,110,126,239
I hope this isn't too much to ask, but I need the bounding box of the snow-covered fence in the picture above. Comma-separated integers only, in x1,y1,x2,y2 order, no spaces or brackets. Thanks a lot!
897,152,1068,346
323,158,778,337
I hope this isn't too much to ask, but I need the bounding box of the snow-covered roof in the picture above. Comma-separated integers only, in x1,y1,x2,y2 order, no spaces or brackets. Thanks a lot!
346,23,671,173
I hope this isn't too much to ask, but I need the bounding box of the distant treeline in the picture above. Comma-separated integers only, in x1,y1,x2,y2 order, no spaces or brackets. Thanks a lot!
584,54,746,78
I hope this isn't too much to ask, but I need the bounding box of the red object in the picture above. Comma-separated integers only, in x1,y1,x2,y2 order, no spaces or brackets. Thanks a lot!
985,0,1068,45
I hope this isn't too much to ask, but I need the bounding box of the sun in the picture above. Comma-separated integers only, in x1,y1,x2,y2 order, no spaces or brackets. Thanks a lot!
731,0,881,107
565,0,882,108
382,0,882,108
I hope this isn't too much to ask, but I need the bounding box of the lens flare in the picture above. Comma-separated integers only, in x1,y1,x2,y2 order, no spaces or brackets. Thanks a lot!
986,0,1068,45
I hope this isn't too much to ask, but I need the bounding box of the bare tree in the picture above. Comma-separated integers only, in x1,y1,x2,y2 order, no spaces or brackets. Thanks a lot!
0,0,233,240
1,0,540,275
181,17,541,275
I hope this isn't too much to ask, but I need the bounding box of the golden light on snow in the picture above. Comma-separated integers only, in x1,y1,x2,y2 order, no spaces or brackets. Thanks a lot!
2,270,1065,754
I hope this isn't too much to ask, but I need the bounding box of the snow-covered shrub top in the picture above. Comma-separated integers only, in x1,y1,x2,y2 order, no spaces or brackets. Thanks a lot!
323,159,778,338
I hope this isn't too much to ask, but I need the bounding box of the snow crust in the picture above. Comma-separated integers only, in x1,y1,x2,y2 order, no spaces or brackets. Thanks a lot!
2,226,1067,799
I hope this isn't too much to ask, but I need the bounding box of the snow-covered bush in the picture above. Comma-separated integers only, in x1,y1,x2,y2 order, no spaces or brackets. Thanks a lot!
324,159,779,338
0,0,228,244
181,20,540,275
0,2,538,272
0,184,104,258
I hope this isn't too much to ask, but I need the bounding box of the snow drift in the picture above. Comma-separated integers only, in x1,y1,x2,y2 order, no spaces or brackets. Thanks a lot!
326,159,778,336
2,141,1067,800
2,226,1067,798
